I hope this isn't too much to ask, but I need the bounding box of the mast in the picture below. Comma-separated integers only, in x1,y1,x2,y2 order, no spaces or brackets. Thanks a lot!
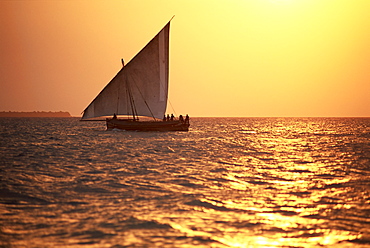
126,79,138,120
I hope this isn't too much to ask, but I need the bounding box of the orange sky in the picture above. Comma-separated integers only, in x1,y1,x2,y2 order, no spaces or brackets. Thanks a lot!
1,0,369,117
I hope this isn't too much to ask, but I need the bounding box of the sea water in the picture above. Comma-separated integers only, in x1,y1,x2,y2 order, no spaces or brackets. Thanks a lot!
1,117,370,247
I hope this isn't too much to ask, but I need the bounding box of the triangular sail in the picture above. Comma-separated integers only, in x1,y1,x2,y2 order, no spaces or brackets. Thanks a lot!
81,22,170,120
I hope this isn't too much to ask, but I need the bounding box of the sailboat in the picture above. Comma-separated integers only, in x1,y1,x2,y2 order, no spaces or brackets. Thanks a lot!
81,20,190,131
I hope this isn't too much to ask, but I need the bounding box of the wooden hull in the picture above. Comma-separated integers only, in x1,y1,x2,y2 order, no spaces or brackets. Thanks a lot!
106,119,190,131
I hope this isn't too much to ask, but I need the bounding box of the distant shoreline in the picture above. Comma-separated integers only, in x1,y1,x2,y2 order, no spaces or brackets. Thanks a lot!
0,111,72,117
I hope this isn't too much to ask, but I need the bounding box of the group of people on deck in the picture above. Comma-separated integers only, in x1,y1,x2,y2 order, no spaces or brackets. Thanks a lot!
112,113,189,123
163,114,189,124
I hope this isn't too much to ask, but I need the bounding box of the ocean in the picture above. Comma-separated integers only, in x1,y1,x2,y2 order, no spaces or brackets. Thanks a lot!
1,117,370,248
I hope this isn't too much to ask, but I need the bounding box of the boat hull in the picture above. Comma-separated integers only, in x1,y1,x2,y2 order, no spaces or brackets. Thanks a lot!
106,119,190,131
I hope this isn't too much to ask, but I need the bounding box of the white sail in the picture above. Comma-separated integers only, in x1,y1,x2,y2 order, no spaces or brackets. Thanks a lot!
82,22,170,120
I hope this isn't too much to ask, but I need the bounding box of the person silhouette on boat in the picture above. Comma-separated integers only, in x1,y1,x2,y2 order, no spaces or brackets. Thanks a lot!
167,114,170,121
163,115,167,121
170,114,174,121
113,113,117,119
185,114,189,124
179,115,184,123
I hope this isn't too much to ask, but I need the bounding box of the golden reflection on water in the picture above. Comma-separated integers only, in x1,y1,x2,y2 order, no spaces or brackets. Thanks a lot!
2,118,369,247
161,120,366,247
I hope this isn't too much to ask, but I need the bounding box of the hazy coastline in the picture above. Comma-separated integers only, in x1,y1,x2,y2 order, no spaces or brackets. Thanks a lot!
0,111,71,117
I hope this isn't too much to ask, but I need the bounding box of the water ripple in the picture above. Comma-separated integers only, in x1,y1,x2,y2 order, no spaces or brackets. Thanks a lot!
1,117,370,247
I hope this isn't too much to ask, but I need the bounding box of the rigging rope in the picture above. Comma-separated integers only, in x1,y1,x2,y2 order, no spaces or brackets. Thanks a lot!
128,74,156,120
